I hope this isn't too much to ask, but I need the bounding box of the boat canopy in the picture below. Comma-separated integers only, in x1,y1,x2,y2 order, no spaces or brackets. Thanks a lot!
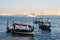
14,23,32,28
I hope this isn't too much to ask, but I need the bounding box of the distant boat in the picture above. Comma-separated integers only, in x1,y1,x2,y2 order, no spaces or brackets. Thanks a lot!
38,22,51,30
7,22,34,35
34,18,51,31
28,13,37,17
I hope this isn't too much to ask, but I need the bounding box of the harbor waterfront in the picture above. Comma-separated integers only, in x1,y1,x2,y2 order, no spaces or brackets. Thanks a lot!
0,16,60,40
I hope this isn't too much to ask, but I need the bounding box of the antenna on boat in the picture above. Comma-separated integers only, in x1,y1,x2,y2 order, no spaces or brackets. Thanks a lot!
33,20,34,26
33,20,34,30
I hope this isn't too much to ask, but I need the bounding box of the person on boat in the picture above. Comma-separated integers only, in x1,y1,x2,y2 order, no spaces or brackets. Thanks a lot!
7,26,9,31
31,27,34,31
13,23,15,30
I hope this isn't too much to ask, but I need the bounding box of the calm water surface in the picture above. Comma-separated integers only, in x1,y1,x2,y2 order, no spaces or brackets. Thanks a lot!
0,16,60,40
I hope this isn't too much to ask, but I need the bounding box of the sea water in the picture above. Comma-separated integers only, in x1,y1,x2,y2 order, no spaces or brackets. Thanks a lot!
0,16,60,40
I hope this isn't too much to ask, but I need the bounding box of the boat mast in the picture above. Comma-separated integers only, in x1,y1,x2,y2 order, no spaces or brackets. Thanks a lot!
32,20,34,31
7,21,9,31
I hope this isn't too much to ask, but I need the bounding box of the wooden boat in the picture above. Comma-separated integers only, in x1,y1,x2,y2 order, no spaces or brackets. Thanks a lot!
7,22,34,35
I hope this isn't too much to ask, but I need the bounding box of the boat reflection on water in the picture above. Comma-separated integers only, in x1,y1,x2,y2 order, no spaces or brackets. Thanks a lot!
0,31,34,40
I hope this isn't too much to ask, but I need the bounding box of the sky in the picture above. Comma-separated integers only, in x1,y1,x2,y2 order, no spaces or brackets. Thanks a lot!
0,0,60,16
